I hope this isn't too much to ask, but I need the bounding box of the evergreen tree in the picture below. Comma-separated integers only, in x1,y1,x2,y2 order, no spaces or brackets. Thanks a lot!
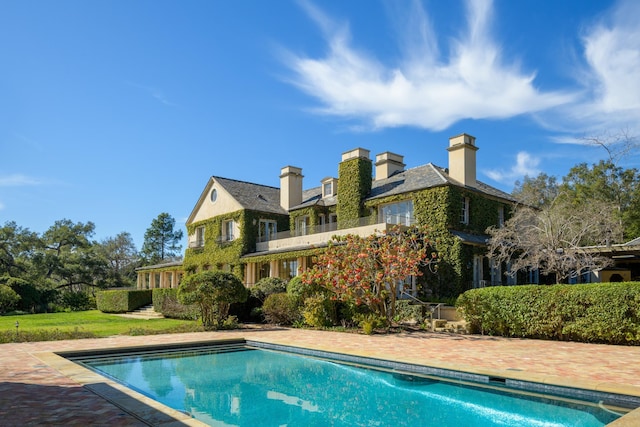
141,213,184,264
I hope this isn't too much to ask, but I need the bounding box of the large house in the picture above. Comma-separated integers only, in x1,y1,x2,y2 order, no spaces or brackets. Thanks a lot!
137,134,517,298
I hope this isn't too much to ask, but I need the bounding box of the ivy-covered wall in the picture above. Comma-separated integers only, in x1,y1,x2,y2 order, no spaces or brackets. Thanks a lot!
337,156,372,227
184,209,289,278
364,185,511,297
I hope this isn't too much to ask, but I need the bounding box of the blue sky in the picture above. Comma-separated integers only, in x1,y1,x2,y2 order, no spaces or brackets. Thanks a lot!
1,0,639,249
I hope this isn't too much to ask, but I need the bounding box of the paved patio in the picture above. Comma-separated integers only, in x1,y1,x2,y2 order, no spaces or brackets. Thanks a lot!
1,327,639,426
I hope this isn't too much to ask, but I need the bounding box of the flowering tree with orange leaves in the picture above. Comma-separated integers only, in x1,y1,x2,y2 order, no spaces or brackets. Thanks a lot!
301,225,436,324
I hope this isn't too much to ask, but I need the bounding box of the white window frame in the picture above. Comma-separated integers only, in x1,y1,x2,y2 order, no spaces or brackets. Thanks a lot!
223,220,235,241
296,216,310,236
195,226,205,247
498,206,505,228
380,200,414,226
461,196,470,224
259,219,277,242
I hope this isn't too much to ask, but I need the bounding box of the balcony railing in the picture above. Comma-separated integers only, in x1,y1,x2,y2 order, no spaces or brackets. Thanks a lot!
257,216,385,243
255,215,416,252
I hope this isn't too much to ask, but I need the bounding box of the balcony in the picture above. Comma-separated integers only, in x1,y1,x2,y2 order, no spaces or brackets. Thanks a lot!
255,216,414,253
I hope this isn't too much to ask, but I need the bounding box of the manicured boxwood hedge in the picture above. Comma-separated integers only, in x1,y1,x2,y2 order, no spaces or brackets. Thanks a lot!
456,283,640,345
96,289,152,313
152,288,199,320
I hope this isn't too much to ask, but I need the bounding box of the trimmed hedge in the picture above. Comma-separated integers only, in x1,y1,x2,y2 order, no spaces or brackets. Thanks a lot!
152,288,199,320
456,283,640,345
96,289,152,313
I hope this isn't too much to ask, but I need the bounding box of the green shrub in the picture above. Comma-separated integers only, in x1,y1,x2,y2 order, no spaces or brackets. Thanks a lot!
152,288,199,320
354,312,388,335
302,293,337,327
0,285,20,314
178,271,248,329
251,277,287,302
456,283,640,344
96,289,152,313
394,300,426,324
262,292,300,325
287,276,325,305
60,291,95,311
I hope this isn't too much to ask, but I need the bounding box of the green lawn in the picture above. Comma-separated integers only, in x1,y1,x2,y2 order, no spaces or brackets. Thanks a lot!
0,310,201,342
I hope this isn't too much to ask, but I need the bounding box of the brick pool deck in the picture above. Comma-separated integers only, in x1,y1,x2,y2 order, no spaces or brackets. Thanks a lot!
1,327,639,426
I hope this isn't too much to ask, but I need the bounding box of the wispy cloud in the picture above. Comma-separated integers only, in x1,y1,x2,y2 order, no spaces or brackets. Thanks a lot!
547,0,640,136
283,0,575,131
0,174,43,187
484,152,541,184
126,81,179,107
0,201,5,211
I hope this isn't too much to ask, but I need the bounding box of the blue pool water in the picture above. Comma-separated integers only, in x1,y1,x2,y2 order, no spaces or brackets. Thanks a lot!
81,346,622,426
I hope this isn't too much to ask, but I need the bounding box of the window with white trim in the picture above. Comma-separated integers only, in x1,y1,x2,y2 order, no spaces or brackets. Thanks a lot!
461,196,470,224
258,219,277,242
223,220,235,241
195,226,205,247
380,200,414,226
296,216,310,236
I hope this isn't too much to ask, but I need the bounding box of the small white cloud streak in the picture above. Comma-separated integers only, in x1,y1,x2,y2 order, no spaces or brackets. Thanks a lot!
0,174,42,187
284,0,575,131
126,81,178,107
484,152,541,184
0,201,5,210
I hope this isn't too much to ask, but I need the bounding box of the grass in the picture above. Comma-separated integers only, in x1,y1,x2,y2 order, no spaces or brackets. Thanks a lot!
0,310,202,343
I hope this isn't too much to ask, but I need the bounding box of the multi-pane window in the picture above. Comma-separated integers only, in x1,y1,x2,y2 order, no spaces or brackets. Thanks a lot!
461,197,470,224
296,216,310,236
498,206,505,227
195,226,205,247
223,220,235,241
258,220,277,242
381,200,414,226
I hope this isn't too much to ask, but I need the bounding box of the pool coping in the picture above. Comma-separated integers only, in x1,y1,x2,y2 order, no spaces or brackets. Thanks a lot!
33,337,640,427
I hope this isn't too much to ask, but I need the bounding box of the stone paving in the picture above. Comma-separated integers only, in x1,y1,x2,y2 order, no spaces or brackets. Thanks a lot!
1,327,640,426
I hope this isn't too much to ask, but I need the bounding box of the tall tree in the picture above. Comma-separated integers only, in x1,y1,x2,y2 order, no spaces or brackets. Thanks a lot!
512,173,559,209
33,219,109,291
487,197,620,283
97,232,139,287
561,160,640,241
0,221,38,278
141,213,184,264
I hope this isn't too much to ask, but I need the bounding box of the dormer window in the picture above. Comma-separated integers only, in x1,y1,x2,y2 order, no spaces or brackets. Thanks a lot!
321,177,337,198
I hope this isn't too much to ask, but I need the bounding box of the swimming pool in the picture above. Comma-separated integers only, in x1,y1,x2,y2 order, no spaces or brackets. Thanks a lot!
69,341,634,426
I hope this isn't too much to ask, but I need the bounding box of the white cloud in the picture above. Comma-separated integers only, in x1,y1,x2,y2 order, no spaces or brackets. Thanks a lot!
484,152,541,184
0,201,5,210
0,174,42,187
284,0,575,131
548,0,640,135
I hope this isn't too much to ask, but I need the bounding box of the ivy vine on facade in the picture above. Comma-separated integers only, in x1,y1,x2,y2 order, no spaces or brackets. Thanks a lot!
136,133,517,298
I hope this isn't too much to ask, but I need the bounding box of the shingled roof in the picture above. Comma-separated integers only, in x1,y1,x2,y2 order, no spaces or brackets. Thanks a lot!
213,176,287,215
288,162,515,211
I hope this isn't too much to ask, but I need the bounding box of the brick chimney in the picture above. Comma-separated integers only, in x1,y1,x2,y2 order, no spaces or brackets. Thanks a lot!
447,133,478,187
280,166,303,211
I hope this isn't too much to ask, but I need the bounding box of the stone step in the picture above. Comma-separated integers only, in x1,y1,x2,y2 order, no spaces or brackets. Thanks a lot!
126,304,164,318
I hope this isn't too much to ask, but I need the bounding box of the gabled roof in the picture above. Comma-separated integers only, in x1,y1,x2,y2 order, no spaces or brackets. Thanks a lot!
213,176,286,215
187,176,287,224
